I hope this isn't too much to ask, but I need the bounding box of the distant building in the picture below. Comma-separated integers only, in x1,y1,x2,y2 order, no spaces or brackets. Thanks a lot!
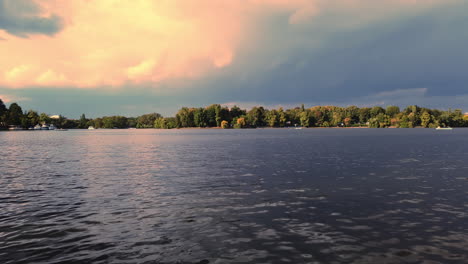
49,115,60,119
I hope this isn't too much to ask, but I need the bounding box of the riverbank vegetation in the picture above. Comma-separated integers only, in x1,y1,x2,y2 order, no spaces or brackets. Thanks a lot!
1,98,467,130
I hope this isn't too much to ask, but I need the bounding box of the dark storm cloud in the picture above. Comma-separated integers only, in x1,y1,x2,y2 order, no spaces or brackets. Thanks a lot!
192,1,468,109
0,0,63,37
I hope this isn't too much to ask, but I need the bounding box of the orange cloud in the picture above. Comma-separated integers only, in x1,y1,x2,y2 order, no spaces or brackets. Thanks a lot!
0,0,452,89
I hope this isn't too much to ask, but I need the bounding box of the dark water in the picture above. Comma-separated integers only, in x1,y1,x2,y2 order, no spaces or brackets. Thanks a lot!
1,128,468,264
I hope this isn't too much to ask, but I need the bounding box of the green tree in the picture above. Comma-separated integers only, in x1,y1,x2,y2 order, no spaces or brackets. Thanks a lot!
247,107,265,127
385,106,400,118
8,103,23,126
399,115,410,128
230,105,245,120
420,111,431,128
407,112,417,127
26,110,40,125
136,113,162,128
277,107,287,127
370,106,385,118
345,105,359,124
0,98,7,127
193,108,208,127
39,113,51,125
358,107,371,125
265,109,278,127
299,111,311,127
376,113,391,128
0,98,6,114
205,104,220,127
176,107,195,128
79,114,88,128
368,118,379,128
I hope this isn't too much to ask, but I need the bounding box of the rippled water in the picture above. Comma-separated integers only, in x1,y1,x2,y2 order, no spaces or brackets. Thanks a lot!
1,128,468,263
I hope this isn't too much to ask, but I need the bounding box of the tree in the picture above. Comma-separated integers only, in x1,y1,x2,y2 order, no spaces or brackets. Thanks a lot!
176,107,195,127
79,114,88,128
235,117,246,128
205,104,220,127
193,108,208,127
100,116,128,128
368,118,379,128
399,115,410,128
0,98,6,117
265,110,278,127
221,120,229,129
247,107,265,127
136,113,162,128
343,117,352,127
420,111,431,128
376,113,391,128
0,98,6,128
331,111,343,127
299,111,311,127
8,103,23,126
230,105,245,120
358,107,371,125
407,112,417,127
345,106,359,124
386,106,400,118
39,113,51,125
370,106,385,118
278,107,287,127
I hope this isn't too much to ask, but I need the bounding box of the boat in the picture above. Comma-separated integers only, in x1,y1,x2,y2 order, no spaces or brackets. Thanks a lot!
56,128,68,131
8,126,23,130
436,126,453,130
295,127,303,130
34,124,42,130
49,124,56,130
88,126,95,130
41,124,49,130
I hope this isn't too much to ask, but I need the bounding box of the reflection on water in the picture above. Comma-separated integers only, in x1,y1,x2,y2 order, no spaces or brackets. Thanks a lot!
1,128,468,263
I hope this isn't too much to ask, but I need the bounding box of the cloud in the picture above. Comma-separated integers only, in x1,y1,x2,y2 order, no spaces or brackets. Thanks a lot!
36,69,67,85
0,93,31,103
126,60,156,80
0,0,453,89
1,0,467,117
0,0,63,37
4,65,31,81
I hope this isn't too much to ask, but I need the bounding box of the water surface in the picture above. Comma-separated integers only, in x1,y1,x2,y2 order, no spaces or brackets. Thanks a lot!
1,128,468,263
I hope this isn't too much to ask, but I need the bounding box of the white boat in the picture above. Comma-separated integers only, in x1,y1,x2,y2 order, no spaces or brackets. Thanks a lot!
34,124,42,130
436,126,453,130
8,126,23,131
49,124,56,130
88,126,95,130
41,124,49,130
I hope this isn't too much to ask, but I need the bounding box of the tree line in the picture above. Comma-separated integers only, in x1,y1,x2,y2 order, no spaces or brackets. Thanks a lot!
1,98,468,130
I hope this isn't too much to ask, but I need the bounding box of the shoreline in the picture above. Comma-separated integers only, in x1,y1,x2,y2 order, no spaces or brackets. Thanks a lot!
2,126,454,131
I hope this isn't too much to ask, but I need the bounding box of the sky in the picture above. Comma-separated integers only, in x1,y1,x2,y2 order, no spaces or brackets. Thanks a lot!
0,0,467,118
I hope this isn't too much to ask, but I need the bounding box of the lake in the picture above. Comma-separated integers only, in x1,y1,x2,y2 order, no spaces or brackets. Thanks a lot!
1,128,468,263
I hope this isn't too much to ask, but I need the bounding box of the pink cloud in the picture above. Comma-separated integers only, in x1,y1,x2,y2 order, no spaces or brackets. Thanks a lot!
0,0,453,89
0,94,31,103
